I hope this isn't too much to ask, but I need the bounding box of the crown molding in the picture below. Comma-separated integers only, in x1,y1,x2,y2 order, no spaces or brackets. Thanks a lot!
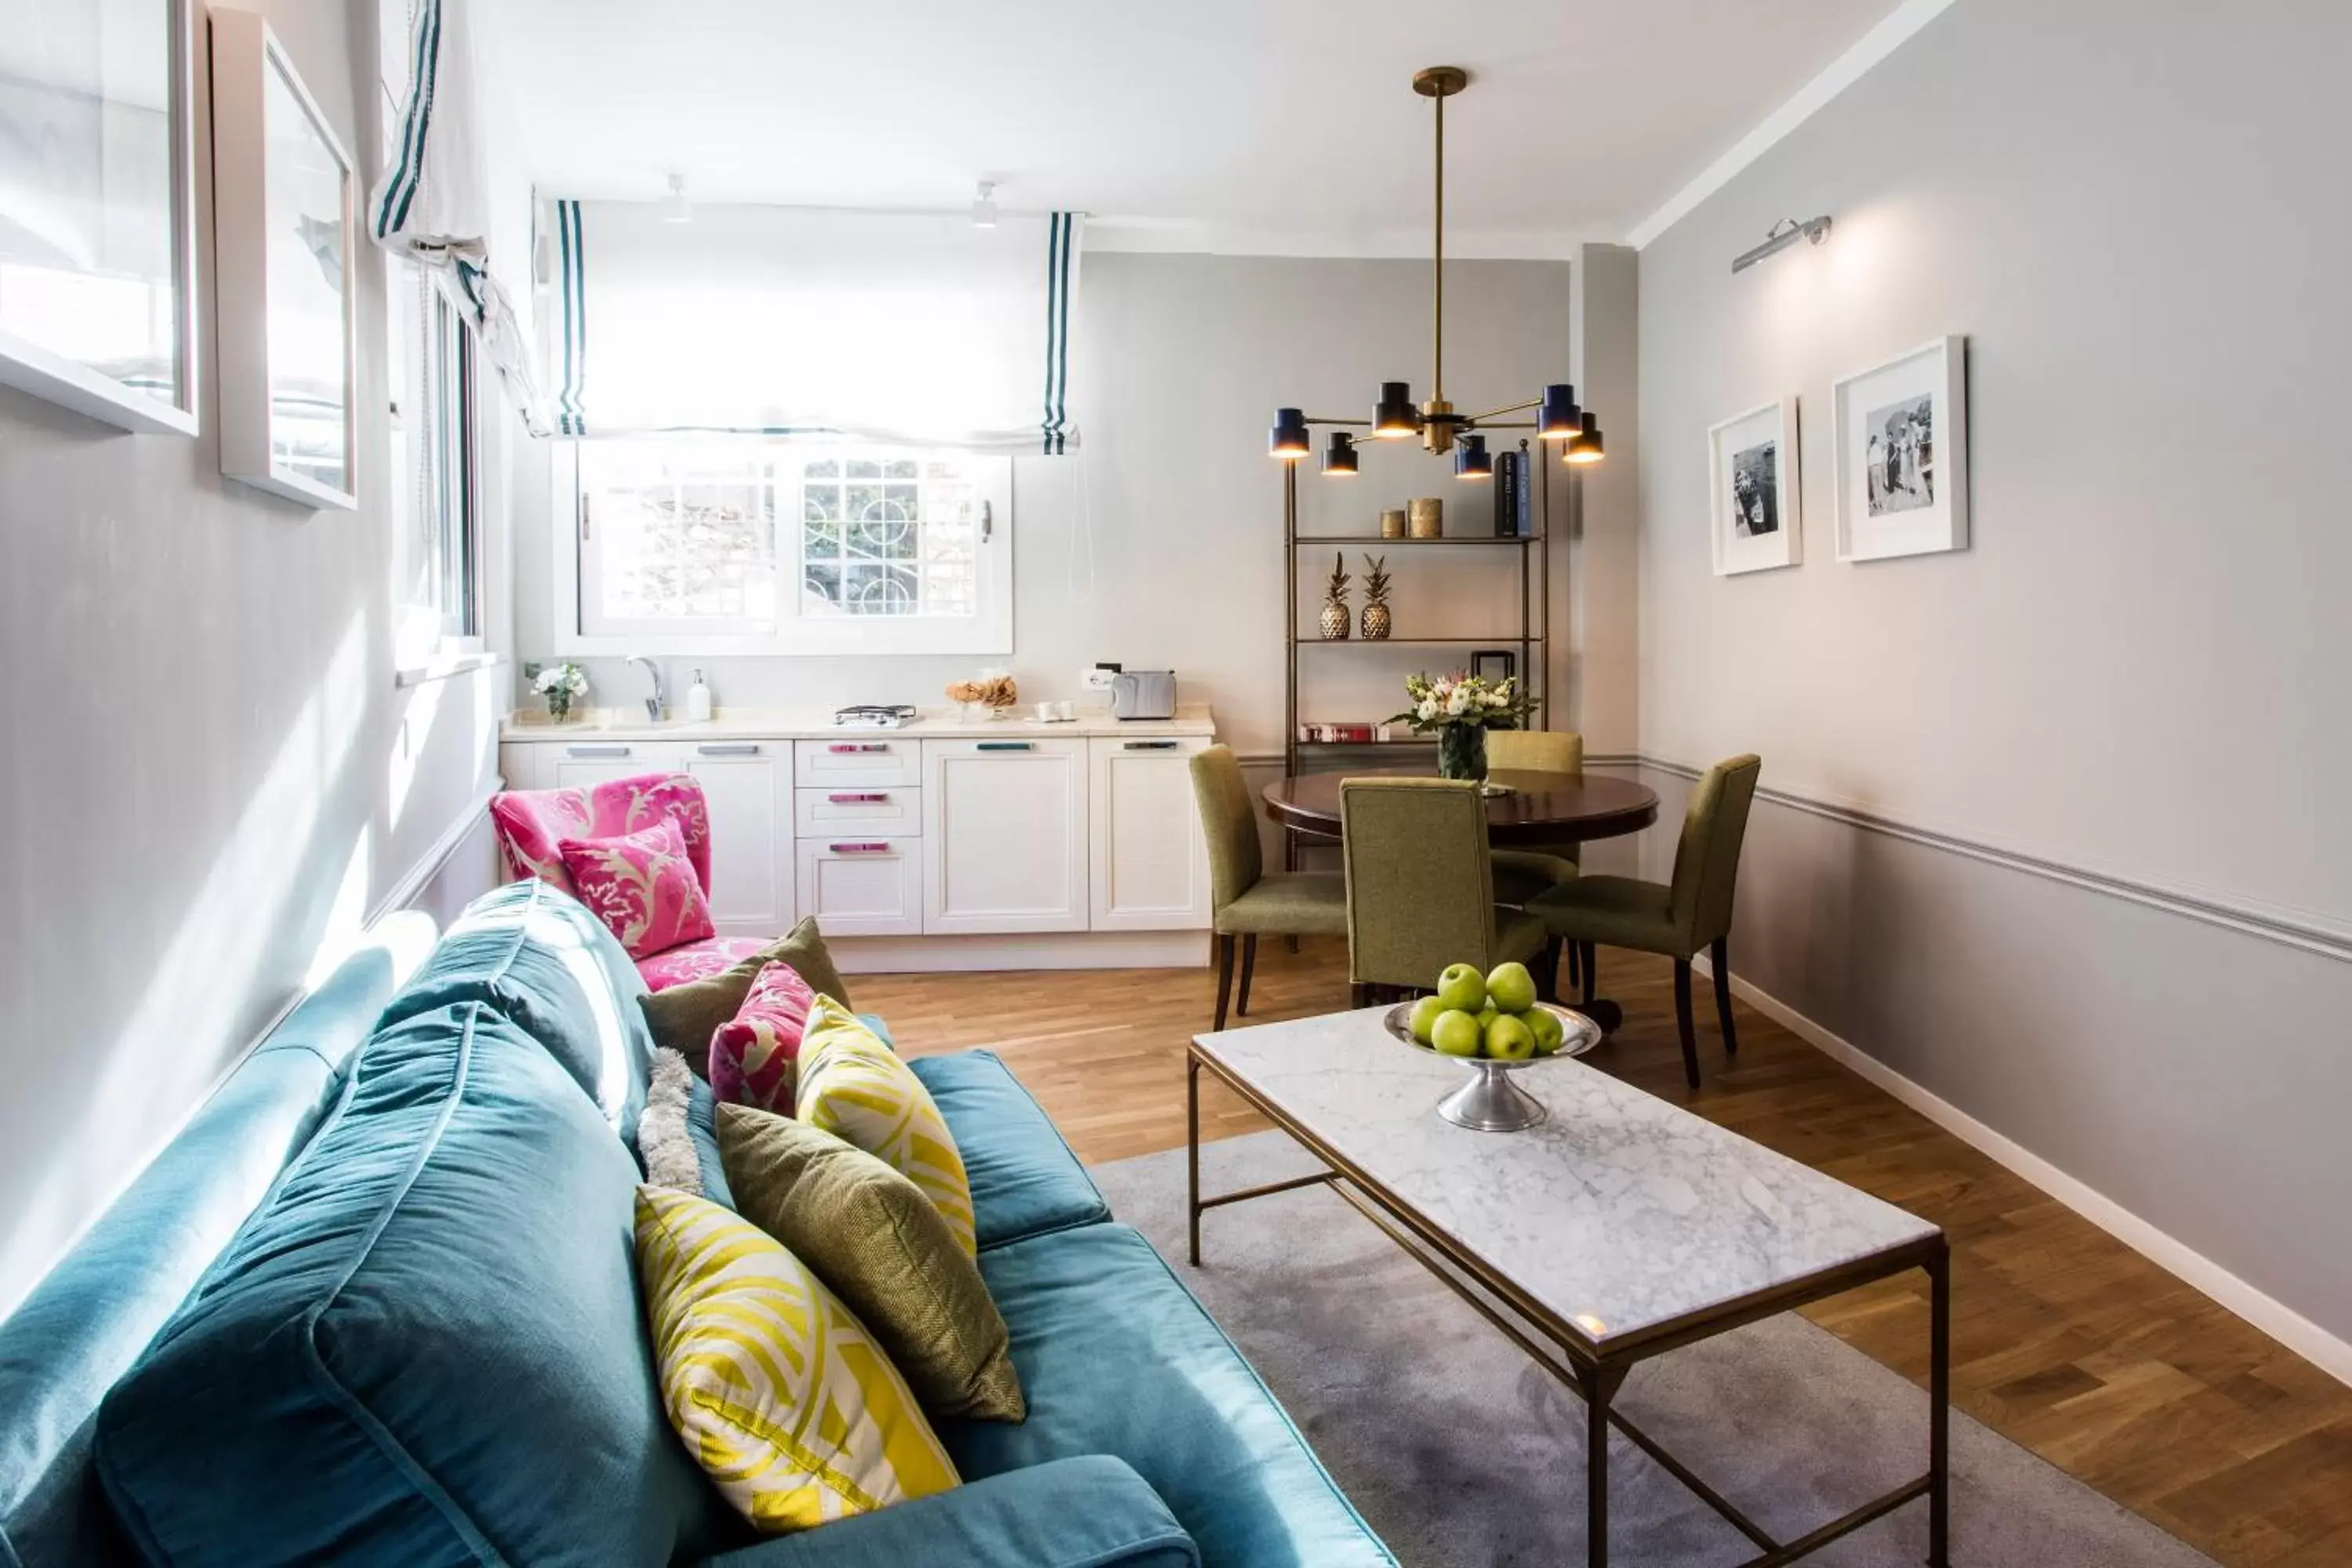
1084,217,1605,262
1624,0,1965,251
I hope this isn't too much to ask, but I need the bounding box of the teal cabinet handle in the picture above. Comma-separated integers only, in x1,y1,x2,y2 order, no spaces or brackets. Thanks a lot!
977,741,1034,752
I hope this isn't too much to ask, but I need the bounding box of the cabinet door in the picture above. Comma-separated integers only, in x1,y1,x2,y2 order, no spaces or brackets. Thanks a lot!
1089,736,1214,931
682,741,793,937
547,739,678,792
921,739,1088,934
795,838,923,936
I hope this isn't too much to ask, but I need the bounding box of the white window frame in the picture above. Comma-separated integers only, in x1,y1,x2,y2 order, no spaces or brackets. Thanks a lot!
550,440,1013,659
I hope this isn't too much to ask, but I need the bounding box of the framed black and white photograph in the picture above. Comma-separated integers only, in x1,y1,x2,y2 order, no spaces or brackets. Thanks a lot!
211,8,357,510
0,0,201,435
1833,336,1968,561
1709,396,1801,575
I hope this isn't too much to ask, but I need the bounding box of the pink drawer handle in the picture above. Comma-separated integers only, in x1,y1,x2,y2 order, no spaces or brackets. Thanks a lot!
828,791,888,804
828,742,890,753
829,842,891,855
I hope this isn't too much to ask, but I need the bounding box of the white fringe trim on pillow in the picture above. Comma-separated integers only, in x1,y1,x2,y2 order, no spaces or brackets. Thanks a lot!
637,1047,703,1196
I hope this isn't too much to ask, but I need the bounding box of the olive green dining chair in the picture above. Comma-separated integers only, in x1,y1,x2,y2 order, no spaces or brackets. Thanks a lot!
1190,745,1348,1029
1484,728,1587,991
1527,755,1762,1090
1338,777,1554,1007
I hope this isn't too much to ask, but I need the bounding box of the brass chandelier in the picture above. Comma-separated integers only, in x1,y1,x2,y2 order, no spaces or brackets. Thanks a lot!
1270,66,1605,478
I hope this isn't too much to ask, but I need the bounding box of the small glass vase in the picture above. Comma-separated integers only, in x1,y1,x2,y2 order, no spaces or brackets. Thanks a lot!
546,693,573,724
1436,722,1487,782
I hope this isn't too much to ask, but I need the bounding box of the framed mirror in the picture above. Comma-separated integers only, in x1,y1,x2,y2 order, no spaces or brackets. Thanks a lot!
0,0,200,434
211,7,356,510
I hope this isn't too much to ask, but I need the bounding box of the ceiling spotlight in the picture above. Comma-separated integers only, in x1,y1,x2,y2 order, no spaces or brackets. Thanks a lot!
1731,215,1830,274
972,180,999,229
662,172,691,224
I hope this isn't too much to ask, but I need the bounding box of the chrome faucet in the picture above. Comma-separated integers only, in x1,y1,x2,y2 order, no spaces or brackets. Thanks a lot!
626,655,665,722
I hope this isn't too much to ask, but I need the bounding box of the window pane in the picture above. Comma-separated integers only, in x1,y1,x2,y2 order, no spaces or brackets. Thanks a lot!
795,446,980,619
584,445,777,627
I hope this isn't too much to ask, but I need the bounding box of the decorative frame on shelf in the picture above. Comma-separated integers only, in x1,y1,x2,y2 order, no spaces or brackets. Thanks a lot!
1709,396,1801,575
1832,336,1968,563
0,0,201,435
209,7,358,510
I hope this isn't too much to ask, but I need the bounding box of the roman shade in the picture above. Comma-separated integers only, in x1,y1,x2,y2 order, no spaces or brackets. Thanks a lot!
550,199,1083,453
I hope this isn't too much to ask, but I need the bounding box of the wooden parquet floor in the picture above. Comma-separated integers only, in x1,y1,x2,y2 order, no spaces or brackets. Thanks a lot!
859,938,2352,1567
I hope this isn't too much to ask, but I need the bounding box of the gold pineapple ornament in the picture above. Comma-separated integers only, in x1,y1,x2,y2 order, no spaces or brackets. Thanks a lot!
1319,553,1352,641
1359,554,1392,640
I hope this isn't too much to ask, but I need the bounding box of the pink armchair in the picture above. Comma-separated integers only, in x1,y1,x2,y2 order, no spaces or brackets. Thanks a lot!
488,772,768,989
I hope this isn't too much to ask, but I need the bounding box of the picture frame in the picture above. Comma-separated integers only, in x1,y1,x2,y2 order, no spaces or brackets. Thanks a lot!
1709,396,1801,575
0,0,201,435
1832,336,1968,562
209,8,358,510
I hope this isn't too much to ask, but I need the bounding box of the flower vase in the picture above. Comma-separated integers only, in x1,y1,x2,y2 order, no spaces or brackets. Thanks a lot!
546,694,573,724
1436,723,1488,782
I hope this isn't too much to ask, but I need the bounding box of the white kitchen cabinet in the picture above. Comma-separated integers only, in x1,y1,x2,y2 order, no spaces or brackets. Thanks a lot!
794,785,922,838
796,838,924,936
794,737,920,789
921,739,1088,934
545,738,679,792
681,740,794,937
1088,735,1214,931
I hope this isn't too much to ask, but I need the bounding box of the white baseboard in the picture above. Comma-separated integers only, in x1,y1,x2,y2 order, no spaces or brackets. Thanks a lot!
831,930,1208,974
1693,955,2352,1389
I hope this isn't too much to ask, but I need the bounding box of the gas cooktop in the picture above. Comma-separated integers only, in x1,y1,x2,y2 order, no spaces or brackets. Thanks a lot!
832,704,917,730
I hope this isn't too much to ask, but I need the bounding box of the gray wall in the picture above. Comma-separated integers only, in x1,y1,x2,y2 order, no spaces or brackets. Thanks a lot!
0,0,504,1318
1636,0,2352,1347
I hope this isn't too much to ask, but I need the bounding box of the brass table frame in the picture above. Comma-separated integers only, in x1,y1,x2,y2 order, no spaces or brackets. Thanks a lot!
1187,1047,1951,1568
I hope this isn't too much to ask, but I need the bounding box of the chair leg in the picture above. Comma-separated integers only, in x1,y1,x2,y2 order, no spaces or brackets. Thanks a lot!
1213,936,1236,1032
1538,938,1563,1004
1349,982,1369,1009
1566,940,1581,990
1237,936,1258,1018
1579,942,1599,1009
1672,959,1700,1091
1711,937,1738,1056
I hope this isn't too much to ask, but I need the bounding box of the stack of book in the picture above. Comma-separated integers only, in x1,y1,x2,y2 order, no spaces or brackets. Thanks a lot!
1493,444,1535,537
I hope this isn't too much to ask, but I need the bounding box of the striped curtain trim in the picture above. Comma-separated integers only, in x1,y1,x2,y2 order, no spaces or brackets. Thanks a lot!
557,199,587,437
374,0,442,241
1040,212,1075,456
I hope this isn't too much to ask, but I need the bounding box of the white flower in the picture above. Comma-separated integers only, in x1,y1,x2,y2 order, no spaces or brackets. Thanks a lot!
1417,697,1439,721
1445,689,1470,717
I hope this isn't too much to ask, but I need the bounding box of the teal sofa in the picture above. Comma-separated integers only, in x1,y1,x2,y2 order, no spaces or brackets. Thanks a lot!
0,881,1394,1568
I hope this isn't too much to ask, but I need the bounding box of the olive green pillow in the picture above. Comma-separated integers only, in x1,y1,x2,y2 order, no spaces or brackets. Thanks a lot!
639,917,852,1077
716,1104,1025,1424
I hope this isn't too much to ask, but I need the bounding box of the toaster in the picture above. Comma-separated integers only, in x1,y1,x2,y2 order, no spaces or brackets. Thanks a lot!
1109,670,1176,720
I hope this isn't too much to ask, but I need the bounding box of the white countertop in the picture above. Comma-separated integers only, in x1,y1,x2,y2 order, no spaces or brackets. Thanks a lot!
501,703,1218,743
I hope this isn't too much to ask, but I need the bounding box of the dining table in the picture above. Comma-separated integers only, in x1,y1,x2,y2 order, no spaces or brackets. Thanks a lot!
1261,764,1662,1033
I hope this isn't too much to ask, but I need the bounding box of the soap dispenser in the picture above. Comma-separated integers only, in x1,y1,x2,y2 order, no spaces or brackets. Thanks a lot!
685,668,713,724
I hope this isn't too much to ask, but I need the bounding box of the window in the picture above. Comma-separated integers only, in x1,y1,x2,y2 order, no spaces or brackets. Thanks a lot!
561,440,1011,656
380,0,478,666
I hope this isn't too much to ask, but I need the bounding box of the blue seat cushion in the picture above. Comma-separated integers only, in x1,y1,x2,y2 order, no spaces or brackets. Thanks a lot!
94,1001,739,1568
908,1051,1108,1252
944,1224,1395,1568
376,878,659,1139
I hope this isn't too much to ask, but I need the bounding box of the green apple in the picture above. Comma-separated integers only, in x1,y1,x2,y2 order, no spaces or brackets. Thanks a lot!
1485,1014,1537,1061
1434,963,1486,1014
1485,961,1538,1014
1526,1007,1566,1057
1407,994,1447,1044
1430,1009,1484,1058
1475,1004,1501,1033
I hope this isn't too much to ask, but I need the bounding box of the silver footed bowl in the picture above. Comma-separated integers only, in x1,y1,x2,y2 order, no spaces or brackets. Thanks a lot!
1381,1000,1602,1134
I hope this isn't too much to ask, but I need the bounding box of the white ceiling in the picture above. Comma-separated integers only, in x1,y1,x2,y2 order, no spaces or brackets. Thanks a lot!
480,0,1909,256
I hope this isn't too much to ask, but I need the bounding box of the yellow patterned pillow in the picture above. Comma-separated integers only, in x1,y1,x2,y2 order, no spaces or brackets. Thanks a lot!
794,997,978,1255
633,1185,959,1532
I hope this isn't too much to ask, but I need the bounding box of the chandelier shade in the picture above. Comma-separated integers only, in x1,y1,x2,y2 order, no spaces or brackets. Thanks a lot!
1563,411,1605,465
1537,383,1581,441
1271,407,1311,459
1454,433,1491,478
1323,431,1359,475
1372,382,1420,438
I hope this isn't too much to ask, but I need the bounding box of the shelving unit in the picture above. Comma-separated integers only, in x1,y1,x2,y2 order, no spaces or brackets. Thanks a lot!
1282,452,1551,781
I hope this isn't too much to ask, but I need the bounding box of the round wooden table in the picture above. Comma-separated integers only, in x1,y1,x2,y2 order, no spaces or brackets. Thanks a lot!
1261,765,1663,1033
1260,766,1660,846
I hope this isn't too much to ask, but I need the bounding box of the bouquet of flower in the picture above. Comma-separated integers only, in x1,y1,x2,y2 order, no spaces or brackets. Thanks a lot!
533,662,589,722
1388,671,1530,734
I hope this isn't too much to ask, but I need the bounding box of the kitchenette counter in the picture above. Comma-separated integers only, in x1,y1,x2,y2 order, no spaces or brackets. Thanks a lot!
499,703,1218,743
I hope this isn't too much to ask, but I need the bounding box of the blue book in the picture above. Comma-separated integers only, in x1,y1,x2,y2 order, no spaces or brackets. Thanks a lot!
1515,443,1534,536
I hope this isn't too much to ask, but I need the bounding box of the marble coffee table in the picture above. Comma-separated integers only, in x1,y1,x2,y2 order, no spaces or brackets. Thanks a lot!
1189,1008,1950,1568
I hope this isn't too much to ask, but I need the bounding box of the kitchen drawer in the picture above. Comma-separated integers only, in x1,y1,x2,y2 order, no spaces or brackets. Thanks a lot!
793,737,920,789
794,785,921,838
794,837,923,937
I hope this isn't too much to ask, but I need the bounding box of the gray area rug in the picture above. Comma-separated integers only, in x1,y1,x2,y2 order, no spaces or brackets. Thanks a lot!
1091,1133,2216,1568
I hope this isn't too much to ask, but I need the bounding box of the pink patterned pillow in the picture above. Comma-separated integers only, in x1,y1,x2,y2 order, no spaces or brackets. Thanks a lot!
555,817,716,960
708,963,816,1113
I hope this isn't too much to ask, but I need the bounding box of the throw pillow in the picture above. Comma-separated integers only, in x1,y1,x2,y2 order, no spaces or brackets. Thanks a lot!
637,1048,733,1207
634,1185,959,1532
557,817,716,960
717,1105,1023,1422
793,998,976,1256
708,962,815,1113
640,918,852,1076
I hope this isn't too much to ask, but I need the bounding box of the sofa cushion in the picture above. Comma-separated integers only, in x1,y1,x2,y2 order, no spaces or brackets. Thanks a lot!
376,878,659,1138
795,1001,976,1256
94,1000,739,1568
559,816,718,960
641,919,854,1071
640,1048,732,1206
710,962,817,1113
909,1052,1109,1252
946,1224,1395,1568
